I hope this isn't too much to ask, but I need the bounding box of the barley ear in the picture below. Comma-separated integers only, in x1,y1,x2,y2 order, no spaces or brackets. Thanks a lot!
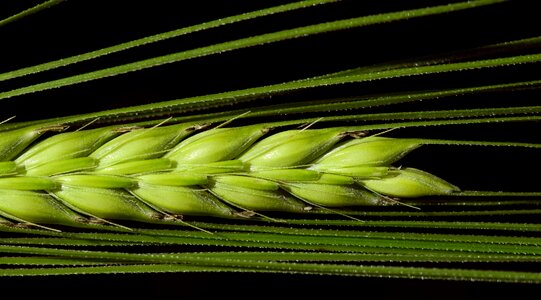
0,123,459,227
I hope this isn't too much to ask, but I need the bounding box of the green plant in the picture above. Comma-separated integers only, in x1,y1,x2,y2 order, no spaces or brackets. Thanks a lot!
0,0,540,292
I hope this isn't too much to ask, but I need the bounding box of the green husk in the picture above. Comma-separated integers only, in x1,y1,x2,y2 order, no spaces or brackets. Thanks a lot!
94,158,175,175
0,125,66,161
15,127,119,170
0,189,85,226
283,183,386,207
166,125,268,164
360,168,460,198
312,137,422,168
25,157,98,176
52,186,162,222
239,128,345,170
0,123,457,226
132,183,236,217
91,124,193,167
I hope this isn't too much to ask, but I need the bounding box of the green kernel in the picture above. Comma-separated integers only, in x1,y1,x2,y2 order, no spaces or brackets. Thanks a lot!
53,186,161,222
15,127,119,170
312,137,422,169
94,158,174,175
24,157,98,176
209,179,308,212
360,167,460,198
132,183,235,217
166,125,268,164
0,189,86,226
238,128,345,170
91,124,192,167
0,125,67,161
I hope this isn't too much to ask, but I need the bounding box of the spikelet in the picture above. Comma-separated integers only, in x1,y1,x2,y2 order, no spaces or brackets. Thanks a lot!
0,189,86,227
238,128,345,170
0,122,459,228
360,167,460,198
209,175,309,212
15,126,120,171
0,124,67,161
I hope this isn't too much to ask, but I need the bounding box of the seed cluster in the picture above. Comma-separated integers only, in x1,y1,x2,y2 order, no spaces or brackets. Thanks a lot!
0,123,459,227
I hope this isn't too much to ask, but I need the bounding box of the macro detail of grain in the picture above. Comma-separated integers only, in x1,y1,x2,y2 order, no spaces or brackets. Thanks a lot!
1,0,540,286
0,123,457,228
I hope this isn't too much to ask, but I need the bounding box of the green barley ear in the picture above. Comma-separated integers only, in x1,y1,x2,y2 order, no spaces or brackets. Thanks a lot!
209,176,309,212
238,128,345,170
165,125,269,164
15,127,120,170
90,123,193,167
0,125,67,161
0,189,86,226
132,183,236,218
360,167,460,198
283,183,386,207
312,137,422,170
52,186,162,222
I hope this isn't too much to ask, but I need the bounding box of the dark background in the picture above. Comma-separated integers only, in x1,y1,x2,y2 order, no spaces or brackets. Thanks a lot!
1,0,540,297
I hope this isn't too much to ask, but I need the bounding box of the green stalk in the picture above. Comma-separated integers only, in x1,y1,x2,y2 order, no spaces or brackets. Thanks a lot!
1,246,541,283
0,0,66,28
0,0,504,101
0,0,338,81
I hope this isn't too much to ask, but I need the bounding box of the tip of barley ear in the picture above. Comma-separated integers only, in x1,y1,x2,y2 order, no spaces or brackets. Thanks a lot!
360,167,460,198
